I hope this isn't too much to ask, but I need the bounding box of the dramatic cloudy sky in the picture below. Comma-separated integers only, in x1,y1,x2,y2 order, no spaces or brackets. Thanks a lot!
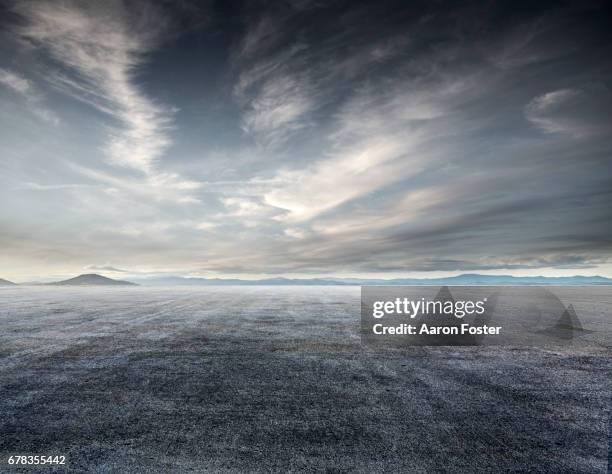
1,0,611,281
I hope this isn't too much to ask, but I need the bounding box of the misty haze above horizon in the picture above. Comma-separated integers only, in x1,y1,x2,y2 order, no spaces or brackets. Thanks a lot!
1,0,611,281
3,272,612,287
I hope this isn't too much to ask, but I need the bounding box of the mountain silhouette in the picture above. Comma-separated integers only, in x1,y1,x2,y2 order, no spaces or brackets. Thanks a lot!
48,274,137,286
131,273,612,286
0,278,16,285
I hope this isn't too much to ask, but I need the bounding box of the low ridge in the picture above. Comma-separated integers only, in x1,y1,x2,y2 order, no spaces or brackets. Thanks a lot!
49,274,137,286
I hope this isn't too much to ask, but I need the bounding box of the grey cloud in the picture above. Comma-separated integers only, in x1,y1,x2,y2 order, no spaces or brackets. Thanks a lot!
10,0,199,203
525,86,612,137
85,265,129,273
0,67,30,93
1,1,611,280
13,0,172,172
0,67,58,123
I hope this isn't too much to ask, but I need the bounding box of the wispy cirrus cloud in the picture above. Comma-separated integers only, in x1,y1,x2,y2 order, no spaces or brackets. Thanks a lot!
231,3,487,224
0,67,58,123
259,69,485,222
66,162,200,205
525,87,612,138
240,73,315,148
11,0,198,201
0,68,30,94
13,0,169,172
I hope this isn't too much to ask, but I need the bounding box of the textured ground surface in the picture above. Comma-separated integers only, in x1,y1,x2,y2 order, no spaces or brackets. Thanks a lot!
0,286,610,473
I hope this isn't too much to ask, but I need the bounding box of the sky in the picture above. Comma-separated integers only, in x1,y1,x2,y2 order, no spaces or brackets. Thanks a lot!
0,0,611,282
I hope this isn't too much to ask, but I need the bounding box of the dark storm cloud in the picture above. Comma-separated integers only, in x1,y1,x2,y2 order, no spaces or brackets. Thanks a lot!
0,0,611,279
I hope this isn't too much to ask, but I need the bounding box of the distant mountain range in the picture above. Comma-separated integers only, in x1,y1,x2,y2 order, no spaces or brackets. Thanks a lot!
48,274,137,286
3,273,612,286
131,273,612,286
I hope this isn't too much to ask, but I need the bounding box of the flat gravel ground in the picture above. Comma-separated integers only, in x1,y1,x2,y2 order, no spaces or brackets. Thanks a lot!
0,286,610,473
